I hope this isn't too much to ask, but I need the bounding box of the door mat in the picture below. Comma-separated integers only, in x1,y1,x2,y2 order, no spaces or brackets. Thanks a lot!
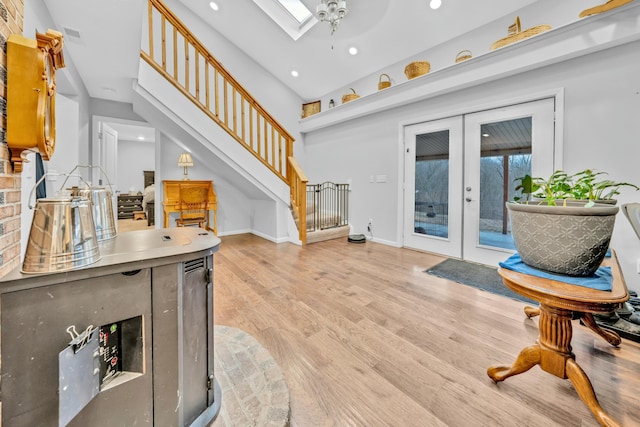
425,258,538,306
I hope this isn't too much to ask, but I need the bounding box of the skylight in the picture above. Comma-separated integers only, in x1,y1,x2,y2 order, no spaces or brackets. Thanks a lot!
253,0,317,41
276,0,312,24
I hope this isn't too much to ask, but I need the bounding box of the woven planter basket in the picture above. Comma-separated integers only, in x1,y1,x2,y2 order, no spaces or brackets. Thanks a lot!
455,50,472,63
490,16,551,50
378,73,391,90
341,88,360,104
404,61,430,79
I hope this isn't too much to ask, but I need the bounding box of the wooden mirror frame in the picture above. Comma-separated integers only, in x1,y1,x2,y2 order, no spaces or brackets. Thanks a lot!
7,29,65,173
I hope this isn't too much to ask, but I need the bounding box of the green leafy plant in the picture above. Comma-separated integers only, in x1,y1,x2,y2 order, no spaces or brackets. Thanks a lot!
513,169,638,206
570,169,639,201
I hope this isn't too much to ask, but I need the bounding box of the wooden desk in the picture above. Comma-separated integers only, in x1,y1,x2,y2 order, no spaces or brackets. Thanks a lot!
487,254,629,427
163,180,217,234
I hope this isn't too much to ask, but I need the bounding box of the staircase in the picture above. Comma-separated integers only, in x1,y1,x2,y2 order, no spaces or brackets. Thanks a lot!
135,0,308,243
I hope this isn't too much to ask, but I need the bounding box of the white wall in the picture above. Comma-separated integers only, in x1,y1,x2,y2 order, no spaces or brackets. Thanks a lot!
117,140,155,194
303,40,640,292
317,0,617,107
48,95,81,191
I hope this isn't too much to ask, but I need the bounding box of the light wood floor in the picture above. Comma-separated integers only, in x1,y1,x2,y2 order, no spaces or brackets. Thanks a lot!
117,217,155,233
214,234,640,427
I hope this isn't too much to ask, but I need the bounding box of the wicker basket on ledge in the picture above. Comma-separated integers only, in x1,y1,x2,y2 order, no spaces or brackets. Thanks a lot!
404,61,430,80
378,73,391,90
455,50,472,63
579,0,633,18
341,88,360,104
490,16,551,50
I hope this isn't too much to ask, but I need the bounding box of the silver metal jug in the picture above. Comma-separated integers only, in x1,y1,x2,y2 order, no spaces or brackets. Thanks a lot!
62,165,117,241
76,186,117,241
23,189,101,274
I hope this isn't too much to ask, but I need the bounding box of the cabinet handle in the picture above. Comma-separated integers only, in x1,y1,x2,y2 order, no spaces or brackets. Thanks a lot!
122,269,141,276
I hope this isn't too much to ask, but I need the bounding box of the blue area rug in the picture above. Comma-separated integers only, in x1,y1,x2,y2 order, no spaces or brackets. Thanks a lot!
425,258,538,306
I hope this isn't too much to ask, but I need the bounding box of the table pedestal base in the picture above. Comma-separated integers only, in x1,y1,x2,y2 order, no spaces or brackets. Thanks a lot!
524,306,622,346
487,304,621,427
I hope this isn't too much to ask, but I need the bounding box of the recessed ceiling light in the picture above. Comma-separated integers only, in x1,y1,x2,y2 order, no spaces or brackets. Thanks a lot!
209,2,219,11
348,47,358,55
291,70,299,77
138,136,145,140
430,0,442,10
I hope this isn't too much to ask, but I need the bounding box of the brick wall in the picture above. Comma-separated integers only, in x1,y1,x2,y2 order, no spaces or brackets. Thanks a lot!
0,0,24,278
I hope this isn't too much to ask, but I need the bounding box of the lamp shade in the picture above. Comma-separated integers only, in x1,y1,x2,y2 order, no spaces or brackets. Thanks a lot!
178,152,194,167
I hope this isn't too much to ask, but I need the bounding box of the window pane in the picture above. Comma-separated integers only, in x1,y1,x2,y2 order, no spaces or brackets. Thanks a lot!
414,130,449,238
478,118,532,249
276,0,312,23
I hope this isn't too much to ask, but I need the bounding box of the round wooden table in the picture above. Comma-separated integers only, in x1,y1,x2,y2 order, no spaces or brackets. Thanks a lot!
487,253,629,427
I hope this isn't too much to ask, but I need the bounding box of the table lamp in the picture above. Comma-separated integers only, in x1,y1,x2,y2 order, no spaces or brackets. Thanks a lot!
178,152,194,180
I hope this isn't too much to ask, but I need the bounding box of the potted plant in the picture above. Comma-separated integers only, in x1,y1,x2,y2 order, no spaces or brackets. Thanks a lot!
507,169,637,277
513,169,638,206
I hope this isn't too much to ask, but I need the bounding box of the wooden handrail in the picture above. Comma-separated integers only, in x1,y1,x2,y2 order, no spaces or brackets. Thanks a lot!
142,0,295,184
288,157,308,245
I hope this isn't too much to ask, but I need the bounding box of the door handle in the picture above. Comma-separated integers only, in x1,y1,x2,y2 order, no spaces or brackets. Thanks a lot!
465,197,473,202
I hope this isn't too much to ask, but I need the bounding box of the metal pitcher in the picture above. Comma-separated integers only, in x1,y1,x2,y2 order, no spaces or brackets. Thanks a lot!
61,165,117,241
23,177,101,273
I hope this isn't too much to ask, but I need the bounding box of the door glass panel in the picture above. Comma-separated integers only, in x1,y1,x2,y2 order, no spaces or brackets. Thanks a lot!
414,130,449,238
478,118,532,249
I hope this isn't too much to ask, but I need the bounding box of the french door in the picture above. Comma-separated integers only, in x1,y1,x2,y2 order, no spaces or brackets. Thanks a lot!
403,98,557,265
404,116,464,258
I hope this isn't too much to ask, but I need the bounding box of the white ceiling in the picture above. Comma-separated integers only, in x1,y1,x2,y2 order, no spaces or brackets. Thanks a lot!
41,0,542,104
177,0,540,100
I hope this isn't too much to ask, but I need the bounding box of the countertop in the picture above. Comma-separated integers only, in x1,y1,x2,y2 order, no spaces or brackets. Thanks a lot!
0,227,221,293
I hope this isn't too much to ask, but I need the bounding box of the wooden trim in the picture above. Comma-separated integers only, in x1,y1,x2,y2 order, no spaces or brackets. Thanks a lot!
161,15,166,69
148,1,154,58
195,50,200,99
288,156,308,244
173,27,177,79
232,87,237,134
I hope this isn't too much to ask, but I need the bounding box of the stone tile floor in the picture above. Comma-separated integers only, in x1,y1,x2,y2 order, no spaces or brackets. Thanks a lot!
211,325,290,427
0,313,289,427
